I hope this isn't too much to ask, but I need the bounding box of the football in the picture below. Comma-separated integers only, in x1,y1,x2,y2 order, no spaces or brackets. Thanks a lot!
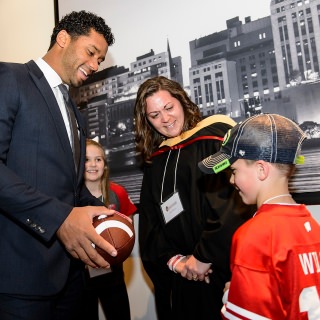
92,212,135,265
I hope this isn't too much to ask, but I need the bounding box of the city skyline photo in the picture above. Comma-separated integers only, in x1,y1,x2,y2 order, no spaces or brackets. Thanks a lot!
56,0,271,86
56,0,320,205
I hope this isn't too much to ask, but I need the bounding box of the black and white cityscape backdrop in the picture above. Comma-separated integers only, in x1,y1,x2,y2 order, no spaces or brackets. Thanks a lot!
56,0,320,205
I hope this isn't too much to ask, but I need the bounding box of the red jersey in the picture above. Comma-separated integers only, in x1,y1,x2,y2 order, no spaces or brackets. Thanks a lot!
222,204,320,320
109,181,137,217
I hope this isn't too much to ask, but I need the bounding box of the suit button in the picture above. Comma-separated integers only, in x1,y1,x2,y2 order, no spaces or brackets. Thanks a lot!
26,218,32,225
37,226,46,234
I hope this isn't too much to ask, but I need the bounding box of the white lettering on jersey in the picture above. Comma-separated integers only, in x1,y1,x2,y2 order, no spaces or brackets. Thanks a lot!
304,221,311,232
222,301,271,320
299,252,320,275
299,286,320,319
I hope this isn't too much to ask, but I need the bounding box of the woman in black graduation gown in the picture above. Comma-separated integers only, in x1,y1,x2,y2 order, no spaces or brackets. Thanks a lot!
134,76,254,320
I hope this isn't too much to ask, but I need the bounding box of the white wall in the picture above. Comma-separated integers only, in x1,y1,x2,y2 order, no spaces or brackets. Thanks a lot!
122,215,156,320
0,0,54,63
308,205,320,223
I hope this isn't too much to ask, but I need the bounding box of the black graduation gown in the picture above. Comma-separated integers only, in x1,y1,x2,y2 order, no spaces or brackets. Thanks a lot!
139,115,255,319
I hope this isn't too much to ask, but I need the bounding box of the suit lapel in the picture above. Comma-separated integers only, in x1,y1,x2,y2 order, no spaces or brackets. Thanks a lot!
25,61,78,178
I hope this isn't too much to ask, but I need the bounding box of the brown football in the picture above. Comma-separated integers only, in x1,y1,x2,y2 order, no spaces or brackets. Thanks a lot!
92,212,135,265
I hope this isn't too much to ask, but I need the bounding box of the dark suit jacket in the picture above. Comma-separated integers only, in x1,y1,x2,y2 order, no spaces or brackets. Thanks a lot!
0,60,99,295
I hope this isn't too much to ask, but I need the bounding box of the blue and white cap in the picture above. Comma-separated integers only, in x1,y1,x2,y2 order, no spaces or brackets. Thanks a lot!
198,113,306,174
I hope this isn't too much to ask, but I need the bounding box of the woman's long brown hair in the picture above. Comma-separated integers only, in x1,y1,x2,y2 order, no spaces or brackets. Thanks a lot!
134,76,201,163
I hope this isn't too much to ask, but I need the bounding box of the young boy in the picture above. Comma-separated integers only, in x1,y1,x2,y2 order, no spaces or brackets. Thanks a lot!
198,113,320,319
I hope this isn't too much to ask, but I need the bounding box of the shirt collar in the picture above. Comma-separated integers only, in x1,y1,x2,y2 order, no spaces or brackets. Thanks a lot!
35,57,63,89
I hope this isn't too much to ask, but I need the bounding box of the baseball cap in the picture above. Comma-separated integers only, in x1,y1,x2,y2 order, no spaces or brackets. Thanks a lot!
199,113,306,174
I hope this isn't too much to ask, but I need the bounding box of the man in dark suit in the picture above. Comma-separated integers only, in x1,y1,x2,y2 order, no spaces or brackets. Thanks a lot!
0,11,116,320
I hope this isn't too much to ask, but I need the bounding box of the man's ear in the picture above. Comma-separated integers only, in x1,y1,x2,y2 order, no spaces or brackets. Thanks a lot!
56,30,69,48
256,160,269,181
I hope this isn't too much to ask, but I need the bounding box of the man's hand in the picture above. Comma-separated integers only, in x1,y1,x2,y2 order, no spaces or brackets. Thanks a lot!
56,206,117,268
180,255,212,283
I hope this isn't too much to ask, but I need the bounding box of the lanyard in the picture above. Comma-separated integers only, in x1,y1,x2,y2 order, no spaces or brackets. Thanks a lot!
160,149,181,203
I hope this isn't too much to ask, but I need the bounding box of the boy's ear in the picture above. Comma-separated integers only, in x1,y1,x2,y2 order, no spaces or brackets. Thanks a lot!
256,160,269,181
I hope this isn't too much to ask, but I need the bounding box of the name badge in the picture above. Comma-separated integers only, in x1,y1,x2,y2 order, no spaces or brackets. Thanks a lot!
160,191,184,224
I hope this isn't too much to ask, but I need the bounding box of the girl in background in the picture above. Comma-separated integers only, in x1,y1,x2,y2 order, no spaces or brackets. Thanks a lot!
83,139,137,320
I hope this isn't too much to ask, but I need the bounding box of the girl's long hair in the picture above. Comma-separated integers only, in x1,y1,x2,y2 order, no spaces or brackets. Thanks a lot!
86,139,110,206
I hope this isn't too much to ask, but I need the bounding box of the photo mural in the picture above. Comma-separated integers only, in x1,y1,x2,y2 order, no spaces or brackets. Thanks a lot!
56,0,320,204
